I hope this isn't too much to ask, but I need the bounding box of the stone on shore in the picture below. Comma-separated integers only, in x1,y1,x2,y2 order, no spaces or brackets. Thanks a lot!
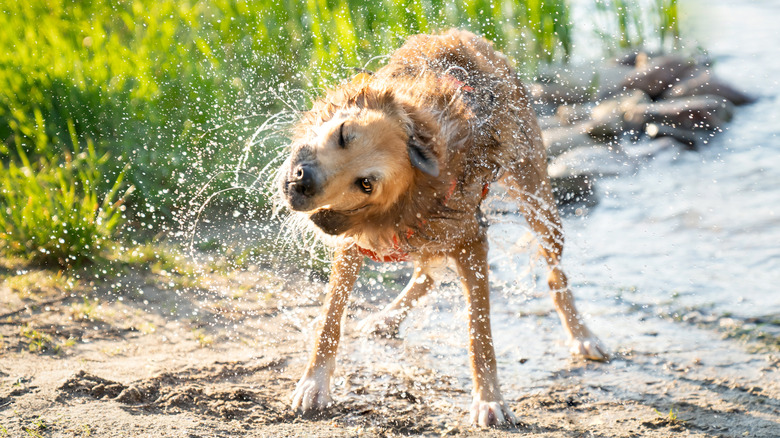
551,174,595,206
662,70,756,105
624,95,735,131
623,137,686,160
548,145,634,180
530,81,590,107
556,103,592,125
621,55,697,98
542,124,601,158
587,90,651,139
645,123,699,147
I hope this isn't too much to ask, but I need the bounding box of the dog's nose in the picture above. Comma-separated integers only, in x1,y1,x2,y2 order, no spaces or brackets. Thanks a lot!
292,165,316,197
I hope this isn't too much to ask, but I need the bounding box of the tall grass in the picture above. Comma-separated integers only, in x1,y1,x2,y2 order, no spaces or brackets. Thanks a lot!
0,122,131,267
592,0,680,52
0,0,679,264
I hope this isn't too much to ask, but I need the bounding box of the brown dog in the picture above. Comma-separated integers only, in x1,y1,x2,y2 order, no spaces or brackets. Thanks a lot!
279,29,607,427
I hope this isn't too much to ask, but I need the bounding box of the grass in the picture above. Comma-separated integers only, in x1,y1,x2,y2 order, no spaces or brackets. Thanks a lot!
79,424,92,437
20,325,74,355
0,0,680,266
593,0,680,53
192,328,214,348
653,406,686,426
654,406,679,421
4,270,75,300
69,297,103,323
0,121,130,267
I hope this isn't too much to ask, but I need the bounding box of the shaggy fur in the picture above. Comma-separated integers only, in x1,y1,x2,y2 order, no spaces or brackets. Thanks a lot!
279,29,607,427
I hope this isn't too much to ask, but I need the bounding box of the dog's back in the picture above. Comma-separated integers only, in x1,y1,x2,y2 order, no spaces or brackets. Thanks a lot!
285,30,608,427
375,29,547,187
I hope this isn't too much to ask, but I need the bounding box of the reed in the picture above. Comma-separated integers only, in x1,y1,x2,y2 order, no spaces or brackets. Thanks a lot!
0,122,130,267
592,0,680,53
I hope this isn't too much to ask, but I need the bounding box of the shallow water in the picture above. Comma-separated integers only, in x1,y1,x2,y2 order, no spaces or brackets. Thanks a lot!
564,0,780,317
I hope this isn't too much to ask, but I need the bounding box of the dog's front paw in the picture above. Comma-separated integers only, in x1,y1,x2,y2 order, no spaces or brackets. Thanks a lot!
569,335,609,361
291,373,332,415
358,310,404,338
470,397,517,428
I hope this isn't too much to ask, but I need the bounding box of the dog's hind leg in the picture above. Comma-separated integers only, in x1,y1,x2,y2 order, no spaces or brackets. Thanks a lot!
292,243,362,414
504,164,608,361
358,258,435,338
452,234,517,427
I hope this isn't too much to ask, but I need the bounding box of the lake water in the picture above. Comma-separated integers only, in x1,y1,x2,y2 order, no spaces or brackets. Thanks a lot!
562,0,780,318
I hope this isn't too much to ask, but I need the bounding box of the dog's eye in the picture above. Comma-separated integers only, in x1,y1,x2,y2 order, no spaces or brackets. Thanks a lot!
338,122,347,148
356,178,373,194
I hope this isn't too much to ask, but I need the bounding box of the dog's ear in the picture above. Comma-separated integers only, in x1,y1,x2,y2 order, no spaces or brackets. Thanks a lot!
407,136,440,177
403,105,440,177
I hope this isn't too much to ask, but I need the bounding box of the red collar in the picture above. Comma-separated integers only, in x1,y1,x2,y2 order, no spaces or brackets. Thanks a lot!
350,68,477,262
356,180,490,263
441,73,475,92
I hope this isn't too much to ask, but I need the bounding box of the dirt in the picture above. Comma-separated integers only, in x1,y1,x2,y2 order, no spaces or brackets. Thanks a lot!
0,256,778,438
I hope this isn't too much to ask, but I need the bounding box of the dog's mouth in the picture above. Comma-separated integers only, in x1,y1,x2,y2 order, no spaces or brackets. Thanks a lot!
308,209,352,235
307,204,369,236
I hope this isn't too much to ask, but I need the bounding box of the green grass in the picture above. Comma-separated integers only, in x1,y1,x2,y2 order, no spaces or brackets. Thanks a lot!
0,121,130,267
593,0,680,53
653,406,686,425
0,0,679,265
20,325,74,354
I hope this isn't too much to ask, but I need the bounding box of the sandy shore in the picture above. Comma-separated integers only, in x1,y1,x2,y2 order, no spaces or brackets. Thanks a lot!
1,256,778,437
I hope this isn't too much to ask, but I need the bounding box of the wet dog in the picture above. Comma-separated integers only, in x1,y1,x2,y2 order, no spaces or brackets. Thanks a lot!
279,29,607,427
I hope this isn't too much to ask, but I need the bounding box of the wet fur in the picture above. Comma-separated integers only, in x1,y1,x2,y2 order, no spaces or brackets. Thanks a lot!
281,29,607,427
280,30,543,255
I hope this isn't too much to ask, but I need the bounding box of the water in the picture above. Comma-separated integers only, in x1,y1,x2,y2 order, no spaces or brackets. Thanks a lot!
564,0,780,317
352,0,780,408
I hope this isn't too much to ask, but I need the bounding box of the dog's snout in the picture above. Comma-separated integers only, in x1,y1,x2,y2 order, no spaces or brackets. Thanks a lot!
292,165,316,197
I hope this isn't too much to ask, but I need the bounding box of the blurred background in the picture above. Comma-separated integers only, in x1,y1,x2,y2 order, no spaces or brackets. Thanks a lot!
0,0,684,266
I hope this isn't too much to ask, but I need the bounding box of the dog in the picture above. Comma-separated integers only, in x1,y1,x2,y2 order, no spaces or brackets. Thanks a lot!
278,29,607,427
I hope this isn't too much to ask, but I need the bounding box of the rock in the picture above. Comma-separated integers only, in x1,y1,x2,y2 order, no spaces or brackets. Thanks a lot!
542,124,602,158
623,137,685,160
587,90,650,139
615,50,657,67
556,103,592,125
551,174,595,206
587,100,624,140
530,81,590,107
624,95,734,131
548,145,634,207
645,123,698,147
548,145,634,180
662,71,756,105
536,114,561,130
115,385,144,403
621,55,697,98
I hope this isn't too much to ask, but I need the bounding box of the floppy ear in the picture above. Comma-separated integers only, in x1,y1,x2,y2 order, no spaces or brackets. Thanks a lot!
407,137,440,177
402,104,440,177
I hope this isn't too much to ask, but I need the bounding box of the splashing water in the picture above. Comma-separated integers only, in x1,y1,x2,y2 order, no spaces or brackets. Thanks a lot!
168,4,779,431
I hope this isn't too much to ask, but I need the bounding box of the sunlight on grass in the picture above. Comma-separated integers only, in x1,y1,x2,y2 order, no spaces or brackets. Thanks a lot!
0,0,679,265
0,122,131,267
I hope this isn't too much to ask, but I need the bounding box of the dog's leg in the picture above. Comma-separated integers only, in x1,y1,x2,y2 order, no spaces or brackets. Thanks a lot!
452,235,517,427
505,169,608,361
292,243,362,414
358,260,434,337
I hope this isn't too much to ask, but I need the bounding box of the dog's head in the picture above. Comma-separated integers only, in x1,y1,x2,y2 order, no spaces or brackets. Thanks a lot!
280,83,441,236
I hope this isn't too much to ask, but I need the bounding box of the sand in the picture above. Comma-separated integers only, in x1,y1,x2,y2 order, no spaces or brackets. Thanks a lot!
1,258,778,437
